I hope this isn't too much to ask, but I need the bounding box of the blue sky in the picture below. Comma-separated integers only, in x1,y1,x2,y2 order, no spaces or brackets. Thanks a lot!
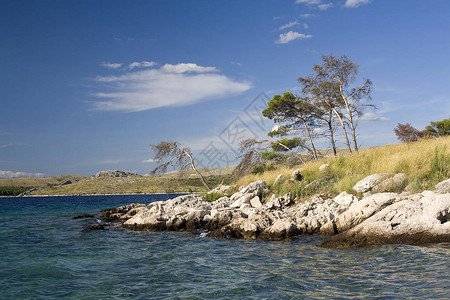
1,0,449,177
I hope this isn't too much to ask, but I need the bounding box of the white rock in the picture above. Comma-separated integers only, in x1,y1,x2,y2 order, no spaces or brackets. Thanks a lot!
249,196,262,208
353,173,390,193
333,191,359,207
319,164,330,171
435,178,450,193
230,193,255,208
321,192,399,234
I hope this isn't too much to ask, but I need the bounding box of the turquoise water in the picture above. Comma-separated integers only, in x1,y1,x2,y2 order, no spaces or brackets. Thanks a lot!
0,195,449,299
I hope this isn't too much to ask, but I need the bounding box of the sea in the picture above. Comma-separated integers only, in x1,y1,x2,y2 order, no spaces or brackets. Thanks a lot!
0,194,449,299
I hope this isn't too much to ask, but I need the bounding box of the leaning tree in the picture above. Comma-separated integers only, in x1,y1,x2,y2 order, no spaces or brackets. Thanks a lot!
150,141,211,190
262,92,321,159
298,78,349,154
311,55,373,152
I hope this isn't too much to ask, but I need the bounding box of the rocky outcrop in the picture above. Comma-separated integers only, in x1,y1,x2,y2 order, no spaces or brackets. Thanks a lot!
435,178,450,193
320,191,450,248
98,176,450,248
102,180,356,240
353,173,407,196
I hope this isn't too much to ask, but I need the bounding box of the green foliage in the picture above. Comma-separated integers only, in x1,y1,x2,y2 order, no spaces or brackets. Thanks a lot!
261,151,286,161
271,138,302,152
268,125,291,137
203,192,226,202
426,118,450,137
0,186,29,196
251,163,276,175
429,145,449,183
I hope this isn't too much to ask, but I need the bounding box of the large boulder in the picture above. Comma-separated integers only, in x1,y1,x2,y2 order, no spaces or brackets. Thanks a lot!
353,173,391,193
320,193,398,235
436,178,450,193
353,173,407,195
320,191,450,248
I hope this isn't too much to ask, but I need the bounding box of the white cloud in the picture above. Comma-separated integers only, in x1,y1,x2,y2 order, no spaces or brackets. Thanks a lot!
161,63,217,73
318,3,333,10
273,16,281,20
300,13,318,18
230,61,242,66
275,31,312,44
100,62,122,69
271,125,280,132
142,158,157,163
296,0,321,5
92,63,252,112
303,23,309,29
128,61,157,69
0,170,46,178
279,21,299,30
359,113,390,122
345,0,371,8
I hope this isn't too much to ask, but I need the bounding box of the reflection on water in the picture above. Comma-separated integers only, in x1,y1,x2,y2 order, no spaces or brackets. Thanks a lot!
0,195,449,299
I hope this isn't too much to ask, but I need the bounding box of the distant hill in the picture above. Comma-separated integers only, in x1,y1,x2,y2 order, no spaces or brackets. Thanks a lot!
0,175,87,196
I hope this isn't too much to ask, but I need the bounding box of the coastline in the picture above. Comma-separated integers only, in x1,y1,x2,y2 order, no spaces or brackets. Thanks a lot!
0,192,189,198
93,175,450,248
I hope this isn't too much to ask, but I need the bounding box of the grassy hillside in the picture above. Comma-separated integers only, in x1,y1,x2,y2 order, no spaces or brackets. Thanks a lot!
27,173,234,196
0,175,87,187
3,137,449,197
237,136,450,199
0,175,87,196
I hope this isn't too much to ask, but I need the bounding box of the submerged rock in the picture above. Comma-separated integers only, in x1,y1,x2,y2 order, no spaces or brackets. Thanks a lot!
82,224,106,232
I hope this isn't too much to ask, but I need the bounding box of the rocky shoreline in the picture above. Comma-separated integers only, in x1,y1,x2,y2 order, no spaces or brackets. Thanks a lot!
92,174,450,248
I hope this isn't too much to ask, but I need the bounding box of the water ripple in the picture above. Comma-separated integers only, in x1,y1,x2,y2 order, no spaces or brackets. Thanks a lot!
0,195,449,299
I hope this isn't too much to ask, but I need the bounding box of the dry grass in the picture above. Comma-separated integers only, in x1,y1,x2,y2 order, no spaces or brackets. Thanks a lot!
237,136,450,197
28,174,235,196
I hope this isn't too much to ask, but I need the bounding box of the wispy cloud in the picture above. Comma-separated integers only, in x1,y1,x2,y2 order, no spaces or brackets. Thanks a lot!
128,61,157,69
279,21,299,30
91,62,252,112
230,61,242,67
344,0,371,8
160,63,217,73
359,113,390,122
300,13,318,18
100,62,122,69
142,158,157,163
318,3,333,10
275,31,312,44
296,0,321,5
0,170,46,178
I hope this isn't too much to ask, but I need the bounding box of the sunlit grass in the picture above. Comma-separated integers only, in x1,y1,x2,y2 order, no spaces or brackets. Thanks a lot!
237,136,450,197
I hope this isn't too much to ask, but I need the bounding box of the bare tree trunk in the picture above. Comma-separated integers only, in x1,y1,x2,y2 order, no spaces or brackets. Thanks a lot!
274,141,305,163
331,107,352,153
186,152,211,190
300,118,318,160
348,115,358,152
339,84,358,152
327,121,337,156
